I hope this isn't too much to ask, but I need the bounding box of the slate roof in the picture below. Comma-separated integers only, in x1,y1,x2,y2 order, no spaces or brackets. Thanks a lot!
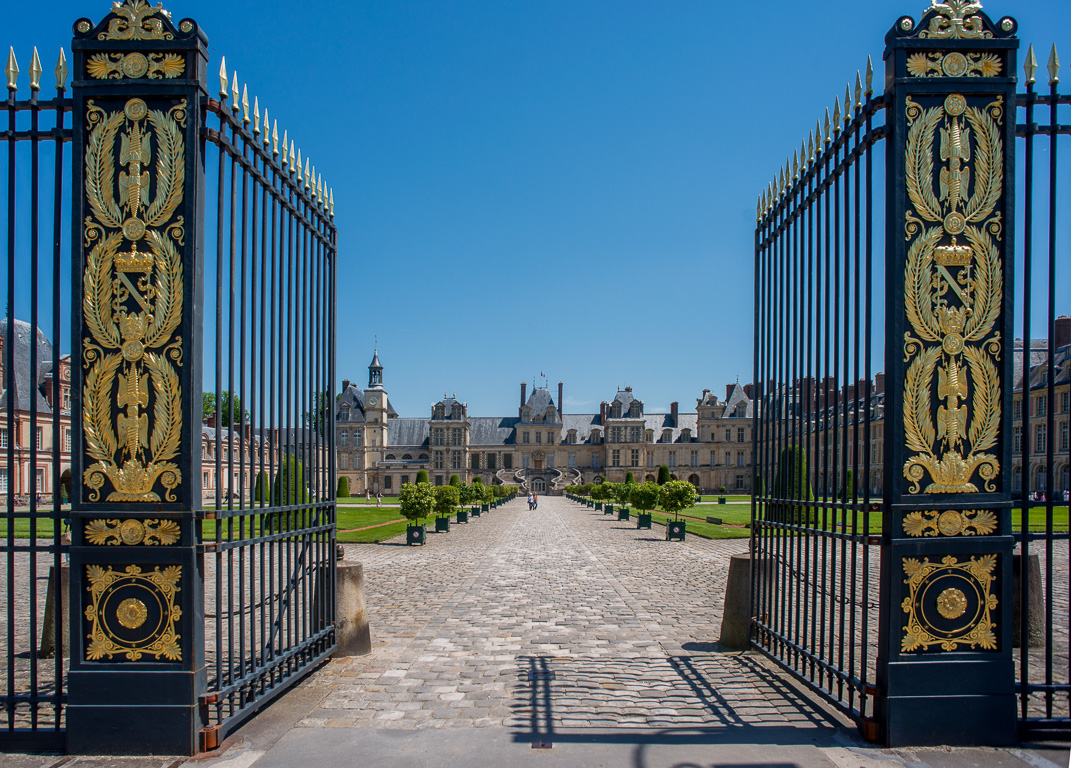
1014,339,1056,391
522,387,555,419
388,418,430,447
610,388,637,413
1021,343,1071,392
469,417,518,446
0,319,54,414
722,383,754,418
335,382,397,420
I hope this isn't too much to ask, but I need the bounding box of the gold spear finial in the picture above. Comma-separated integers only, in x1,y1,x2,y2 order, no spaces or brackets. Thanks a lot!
808,130,815,162
792,149,799,180
29,48,42,91
55,49,68,90
823,109,831,144
253,96,260,134
844,84,852,121
230,72,240,112
756,196,762,222
815,119,823,154
303,158,310,189
865,55,874,97
800,140,807,170
289,142,296,175
1025,44,1037,85
833,96,842,133
318,174,323,204
218,56,227,99
281,130,288,164
297,150,304,182
854,71,863,112
309,163,316,194
272,120,279,156
1048,44,1060,85
329,188,334,217
6,48,19,91
241,84,250,124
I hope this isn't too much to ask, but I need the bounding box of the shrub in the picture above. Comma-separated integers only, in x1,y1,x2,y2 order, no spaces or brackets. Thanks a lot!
416,469,429,485
657,465,671,485
399,482,434,523
449,474,462,488
717,485,726,494
434,484,460,517
459,483,480,507
612,481,633,506
630,482,660,513
840,469,855,503
272,456,308,505
659,480,698,520
337,476,350,498
625,471,635,484
773,445,814,524
480,484,494,504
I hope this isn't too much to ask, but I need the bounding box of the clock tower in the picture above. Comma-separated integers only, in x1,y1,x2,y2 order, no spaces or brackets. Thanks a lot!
364,348,389,471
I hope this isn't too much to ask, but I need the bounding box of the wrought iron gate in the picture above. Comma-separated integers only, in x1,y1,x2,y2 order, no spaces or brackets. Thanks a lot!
1,0,337,755
754,0,1069,746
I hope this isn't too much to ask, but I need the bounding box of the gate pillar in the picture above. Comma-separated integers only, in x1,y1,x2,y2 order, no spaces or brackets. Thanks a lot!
880,1,1018,746
67,1,207,755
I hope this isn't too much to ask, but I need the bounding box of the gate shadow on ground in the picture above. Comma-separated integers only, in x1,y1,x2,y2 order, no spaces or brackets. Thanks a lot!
512,653,850,760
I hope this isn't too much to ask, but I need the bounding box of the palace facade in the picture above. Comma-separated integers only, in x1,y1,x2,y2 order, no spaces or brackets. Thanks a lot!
334,350,755,495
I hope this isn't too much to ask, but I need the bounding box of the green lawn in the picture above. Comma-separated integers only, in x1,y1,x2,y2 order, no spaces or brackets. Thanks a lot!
643,510,750,540
338,496,400,505
698,495,751,503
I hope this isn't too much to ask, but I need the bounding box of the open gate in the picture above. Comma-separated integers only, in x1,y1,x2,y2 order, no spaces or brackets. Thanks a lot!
753,0,1069,746
1,0,338,755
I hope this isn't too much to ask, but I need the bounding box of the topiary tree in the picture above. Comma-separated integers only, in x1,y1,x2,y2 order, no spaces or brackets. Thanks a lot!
657,465,671,485
659,479,698,521
840,469,855,503
434,484,460,519
399,482,434,525
773,445,814,524
337,476,350,498
717,485,727,494
273,456,308,505
630,482,660,514
625,471,635,484
416,469,429,485
449,474,462,488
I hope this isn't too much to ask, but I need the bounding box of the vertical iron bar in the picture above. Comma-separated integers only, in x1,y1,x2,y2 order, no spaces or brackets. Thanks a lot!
1043,76,1057,720
6,79,18,731
52,77,67,732
29,71,41,730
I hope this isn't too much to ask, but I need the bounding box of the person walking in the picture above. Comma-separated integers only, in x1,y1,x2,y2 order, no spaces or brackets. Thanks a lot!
376,492,382,507
533,493,538,510
527,493,534,510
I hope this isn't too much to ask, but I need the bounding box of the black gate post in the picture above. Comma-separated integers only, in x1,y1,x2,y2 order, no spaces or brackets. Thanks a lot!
66,1,207,755
880,1,1018,746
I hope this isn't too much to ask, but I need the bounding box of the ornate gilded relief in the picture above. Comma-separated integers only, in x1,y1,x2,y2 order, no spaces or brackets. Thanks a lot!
82,97,186,502
88,52,184,80
907,51,1001,78
85,563,182,661
85,518,180,545
918,1,993,40
903,508,997,536
99,0,173,41
901,554,998,651
902,92,1003,494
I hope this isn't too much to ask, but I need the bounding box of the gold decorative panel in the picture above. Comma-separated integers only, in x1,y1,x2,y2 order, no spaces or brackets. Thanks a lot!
81,96,186,503
901,554,998,652
87,52,184,80
98,0,174,41
85,518,180,545
902,92,1003,494
84,564,182,661
907,51,1002,78
918,1,993,40
903,509,997,537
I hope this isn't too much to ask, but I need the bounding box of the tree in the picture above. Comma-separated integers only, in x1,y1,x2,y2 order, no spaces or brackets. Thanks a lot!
337,476,350,498
773,445,814,524
840,469,855,503
449,474,462,488
416,469,429,485
630,482,660,513
718,485,727,494
434,485,460,518
303,391,333,438
657,465,671,485
252,470,269,504
272,456,308,505
480,484,494,504
625,471,635,484
659,480,698,521
459,483,480,507
399,482,434,524
202,390,249,427
612,481,633,507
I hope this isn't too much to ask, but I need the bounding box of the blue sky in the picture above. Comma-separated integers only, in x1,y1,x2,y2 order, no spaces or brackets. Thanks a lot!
4,0,1071,419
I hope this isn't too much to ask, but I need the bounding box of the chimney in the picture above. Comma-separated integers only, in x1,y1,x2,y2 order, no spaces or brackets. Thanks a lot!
600,402,606,423
744,383,754,400
342,379,350,393
1056,315,1071,350
670,401,679,425
558,382,564,418
205,413,217,428
520,382,527,408
875,372,886,394
726,384,733,400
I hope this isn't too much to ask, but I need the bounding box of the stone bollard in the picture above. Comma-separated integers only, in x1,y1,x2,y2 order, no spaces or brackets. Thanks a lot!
719,553,751,651
39,564,70,659
335,563,372,657
1012,553,1044,649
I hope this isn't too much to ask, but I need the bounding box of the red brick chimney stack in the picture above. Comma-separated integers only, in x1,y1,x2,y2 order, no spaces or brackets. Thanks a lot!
670,401,679,425
1056,315,1071,350
600,402,606,423
875,373,886,394
520,382,527,408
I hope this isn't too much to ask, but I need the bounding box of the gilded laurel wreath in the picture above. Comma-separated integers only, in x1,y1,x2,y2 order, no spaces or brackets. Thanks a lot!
82,98,185,502
901,94,1003,494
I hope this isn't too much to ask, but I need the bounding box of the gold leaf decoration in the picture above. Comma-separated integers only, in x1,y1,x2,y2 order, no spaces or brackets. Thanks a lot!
901,554,998,652
99,0,174,42
84,563,182,662
85,518,180,545
902,509,998,537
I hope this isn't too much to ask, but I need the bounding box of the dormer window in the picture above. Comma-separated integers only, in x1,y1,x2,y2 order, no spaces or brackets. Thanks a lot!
340,406,349,422
629,403,641,417
612,403,622,418
662,429,673,443
735,403,747,417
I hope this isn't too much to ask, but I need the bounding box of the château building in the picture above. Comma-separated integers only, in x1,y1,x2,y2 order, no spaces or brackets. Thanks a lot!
334,349,755,495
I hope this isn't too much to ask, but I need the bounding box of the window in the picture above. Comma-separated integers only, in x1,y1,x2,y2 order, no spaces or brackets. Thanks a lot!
737,428,745,443
535,431,542,444
487,453,496,470
738,451,745,467
1013,426,1022,453
736,474,744,488
647,453,653,468
435,475,443,486
1061,421,1069,452
547,455,554,469
504,453,513,469
355,430,363,446
566,431,577,444
62,388,70,410
710,451,716,466
451,451,462,469
725,451,731,465
470,453,480,471
592,453,600,469
340,455,348,470
36,427,43,449
632,449,640,466
384,476,392,490
0,469,6,493
523,432,530,444
434,452,444,470
1062,392,1070,414
0,428,7,448
547,432,554,445
1013,466,1022,491
522,454,530,469
691,451,698,467
356,456,363,469
402,475,410,485
1014,400,1022,420
339,431,348,447
629,427,641,443
451,428,462,446
568,453,576,469
203,471,209,488
1037,395,1048,417
725,429,731,442
433,429,443,446
612,450,621,467
610,427,623,443
669,452,676,468
36,468,45,493
1036,424,1046,453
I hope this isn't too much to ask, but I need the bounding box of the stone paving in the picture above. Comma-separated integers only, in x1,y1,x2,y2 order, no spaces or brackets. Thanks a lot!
301,495,847,735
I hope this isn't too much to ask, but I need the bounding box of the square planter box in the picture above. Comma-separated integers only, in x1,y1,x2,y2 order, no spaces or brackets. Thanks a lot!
605,504,614,516
617,508,630,521
435,517,450,533
482,504,490,512
457,509,469,523
406,525,426,546
595,502,603,511
471,506,481,517
636,513,652,529
718,497,727,504
666,520,687,541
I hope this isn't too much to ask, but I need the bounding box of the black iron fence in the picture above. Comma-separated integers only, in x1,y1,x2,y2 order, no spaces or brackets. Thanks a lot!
752,59,886,731
0,46,72,751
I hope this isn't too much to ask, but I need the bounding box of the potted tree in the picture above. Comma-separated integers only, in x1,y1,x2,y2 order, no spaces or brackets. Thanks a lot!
480,482,494,512
460,483,478,520
631,481,659,530
433,484,460,533
717,485,727,504
400,481,433,545
660,479,698,541
613,482,633,521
